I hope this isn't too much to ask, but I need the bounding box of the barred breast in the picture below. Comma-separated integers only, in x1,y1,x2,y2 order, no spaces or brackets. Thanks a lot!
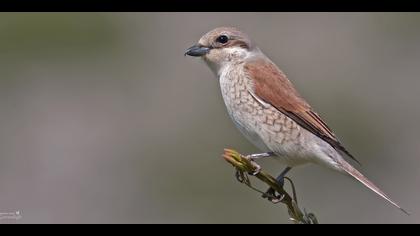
218,63,317,166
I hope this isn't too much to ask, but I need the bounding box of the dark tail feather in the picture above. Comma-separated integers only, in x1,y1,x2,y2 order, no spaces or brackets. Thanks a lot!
339,160,410,215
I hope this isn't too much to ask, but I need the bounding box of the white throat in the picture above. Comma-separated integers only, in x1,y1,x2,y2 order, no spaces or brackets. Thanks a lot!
204,47,256,77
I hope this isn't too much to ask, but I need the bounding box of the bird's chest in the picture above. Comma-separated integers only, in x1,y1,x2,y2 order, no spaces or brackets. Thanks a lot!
218,66,269,150
218,66,308,163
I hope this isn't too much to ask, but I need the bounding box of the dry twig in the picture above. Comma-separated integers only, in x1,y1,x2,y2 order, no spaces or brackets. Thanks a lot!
222,148,318,224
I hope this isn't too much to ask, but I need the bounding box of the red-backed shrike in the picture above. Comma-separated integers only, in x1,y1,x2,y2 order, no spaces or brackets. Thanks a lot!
185,27,407,214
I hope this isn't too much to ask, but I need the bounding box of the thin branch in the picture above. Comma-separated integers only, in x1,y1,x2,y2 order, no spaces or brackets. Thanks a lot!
222,148,318,224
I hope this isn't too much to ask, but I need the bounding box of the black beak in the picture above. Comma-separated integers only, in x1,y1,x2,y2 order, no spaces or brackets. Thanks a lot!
184,44,211,57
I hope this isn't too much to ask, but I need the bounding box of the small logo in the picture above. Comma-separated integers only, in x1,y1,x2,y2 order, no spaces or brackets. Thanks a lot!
0,211,22,221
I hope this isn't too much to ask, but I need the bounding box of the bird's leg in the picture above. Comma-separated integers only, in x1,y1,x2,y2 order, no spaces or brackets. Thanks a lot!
248,151,275,160
262,167,292,201
243,152,275,175
274,166,292,187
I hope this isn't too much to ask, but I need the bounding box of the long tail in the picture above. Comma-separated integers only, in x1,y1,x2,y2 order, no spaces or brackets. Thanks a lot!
338,160,410,215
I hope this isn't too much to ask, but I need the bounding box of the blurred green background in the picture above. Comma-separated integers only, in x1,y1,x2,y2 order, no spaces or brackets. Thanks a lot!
0,13,419,223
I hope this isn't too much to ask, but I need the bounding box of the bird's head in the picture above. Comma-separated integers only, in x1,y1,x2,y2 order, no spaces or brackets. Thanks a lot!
185,27,258,73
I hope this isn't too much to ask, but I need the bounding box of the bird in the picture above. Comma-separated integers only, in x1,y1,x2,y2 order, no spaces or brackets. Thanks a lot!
185,26,408,214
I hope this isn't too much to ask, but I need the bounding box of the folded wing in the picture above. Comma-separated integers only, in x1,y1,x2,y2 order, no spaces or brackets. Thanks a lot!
244,59,360,164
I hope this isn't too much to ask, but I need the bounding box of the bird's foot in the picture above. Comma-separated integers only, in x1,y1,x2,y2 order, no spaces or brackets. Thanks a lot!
261,167,292,203
262,177,286,203
243,155,262,176
262,188,285,204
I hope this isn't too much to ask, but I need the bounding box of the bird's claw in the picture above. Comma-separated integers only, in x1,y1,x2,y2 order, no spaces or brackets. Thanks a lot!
262,188,285,204
243,155,261,176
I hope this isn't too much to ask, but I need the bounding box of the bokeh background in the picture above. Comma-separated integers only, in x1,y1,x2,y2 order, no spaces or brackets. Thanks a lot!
0,12,419,224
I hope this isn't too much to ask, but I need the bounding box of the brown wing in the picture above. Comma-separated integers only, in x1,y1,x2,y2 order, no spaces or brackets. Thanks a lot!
244,59,360,164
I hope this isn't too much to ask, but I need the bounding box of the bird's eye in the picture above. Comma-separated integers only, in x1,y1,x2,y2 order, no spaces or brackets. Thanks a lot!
216,35,229,44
